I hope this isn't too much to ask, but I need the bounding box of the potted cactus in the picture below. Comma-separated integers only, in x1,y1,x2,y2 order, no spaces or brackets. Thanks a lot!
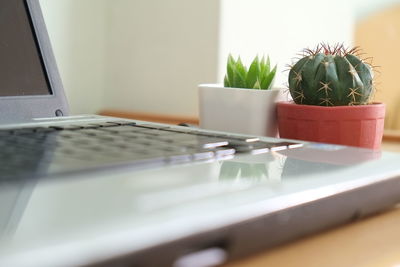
277,43,385,150
199,55,286,137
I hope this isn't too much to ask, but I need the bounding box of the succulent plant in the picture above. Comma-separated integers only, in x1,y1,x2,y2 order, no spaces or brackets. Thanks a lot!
224,54,277,90
288,43,375,106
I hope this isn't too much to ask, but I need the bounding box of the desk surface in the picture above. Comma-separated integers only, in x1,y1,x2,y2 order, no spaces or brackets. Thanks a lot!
226,142,400,267
226,206,400,267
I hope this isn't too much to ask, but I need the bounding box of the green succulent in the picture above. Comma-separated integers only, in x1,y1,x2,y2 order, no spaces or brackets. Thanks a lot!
288,43,375,106
224,54,277,90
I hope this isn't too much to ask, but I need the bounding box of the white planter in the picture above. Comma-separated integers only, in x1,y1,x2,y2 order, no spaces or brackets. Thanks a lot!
198,84,287,137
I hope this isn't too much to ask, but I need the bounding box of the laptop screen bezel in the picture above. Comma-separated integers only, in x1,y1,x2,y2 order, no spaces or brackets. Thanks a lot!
0,0,69,123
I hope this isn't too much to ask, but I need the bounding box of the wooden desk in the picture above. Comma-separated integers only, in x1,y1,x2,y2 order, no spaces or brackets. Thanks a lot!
98,110,199,125
227,141,400,267
225,209,400,267
225,207,400,267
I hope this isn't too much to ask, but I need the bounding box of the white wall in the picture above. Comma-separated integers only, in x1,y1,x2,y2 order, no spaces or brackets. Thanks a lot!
39,0,108,115
40,0,219,117
218,0,354,87
103,0,220,117
354,0,400,20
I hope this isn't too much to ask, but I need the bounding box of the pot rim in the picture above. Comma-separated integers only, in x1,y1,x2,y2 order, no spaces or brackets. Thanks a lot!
277,101,385,120
198,83,284,91
277,101,385,110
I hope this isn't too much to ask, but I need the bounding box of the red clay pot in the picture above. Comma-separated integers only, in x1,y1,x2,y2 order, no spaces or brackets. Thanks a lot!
277,102,385,150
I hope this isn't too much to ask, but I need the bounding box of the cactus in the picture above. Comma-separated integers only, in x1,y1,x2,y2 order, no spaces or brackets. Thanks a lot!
224,54,277,90
288,43,375,106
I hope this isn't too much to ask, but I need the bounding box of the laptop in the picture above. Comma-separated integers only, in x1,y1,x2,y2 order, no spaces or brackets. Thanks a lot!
1,0,400,266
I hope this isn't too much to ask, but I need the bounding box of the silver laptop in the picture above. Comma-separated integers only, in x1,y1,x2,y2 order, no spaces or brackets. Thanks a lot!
1,1,400,266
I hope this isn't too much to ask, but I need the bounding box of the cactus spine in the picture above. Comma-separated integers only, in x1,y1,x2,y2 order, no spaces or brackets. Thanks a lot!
288,44,374,106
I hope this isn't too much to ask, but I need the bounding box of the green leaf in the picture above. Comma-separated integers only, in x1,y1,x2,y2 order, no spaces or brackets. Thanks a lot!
259,56,270,85
233,57,247,88
266,56,271,73
246,56,260,89
233,70,246,88
236,57,247,77
224,75,230,87
253,78,261,89
260,65,277,89
226,54,236,87
259,56,266,80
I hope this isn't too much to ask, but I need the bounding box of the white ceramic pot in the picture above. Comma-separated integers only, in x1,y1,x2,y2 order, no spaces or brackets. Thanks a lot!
198,84,287,137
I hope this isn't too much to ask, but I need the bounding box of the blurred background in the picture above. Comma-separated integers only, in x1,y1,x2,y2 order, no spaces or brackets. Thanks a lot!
39,0,400,129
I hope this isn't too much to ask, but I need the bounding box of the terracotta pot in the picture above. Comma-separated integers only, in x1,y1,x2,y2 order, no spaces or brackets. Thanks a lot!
277,102,385,150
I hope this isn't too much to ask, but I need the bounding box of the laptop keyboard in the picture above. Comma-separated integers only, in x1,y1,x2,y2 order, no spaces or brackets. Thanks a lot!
0,121,303,179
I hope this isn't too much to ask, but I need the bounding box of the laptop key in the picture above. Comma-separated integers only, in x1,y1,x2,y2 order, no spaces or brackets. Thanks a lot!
267,142,290,151
278,142,304,149
0,130,13,136
217,134,260,142
226,141,293,154
49,125,84,131
192,150,215,161
98,125,144,134
106,121,137,126
77,129,111,136
134,124,170,130
12,128,41,135
213,147,236,157
167,153,192,164
194,132,260,143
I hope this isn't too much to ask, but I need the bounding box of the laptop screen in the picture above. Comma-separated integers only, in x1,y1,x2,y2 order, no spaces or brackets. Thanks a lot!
0,0,51,97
